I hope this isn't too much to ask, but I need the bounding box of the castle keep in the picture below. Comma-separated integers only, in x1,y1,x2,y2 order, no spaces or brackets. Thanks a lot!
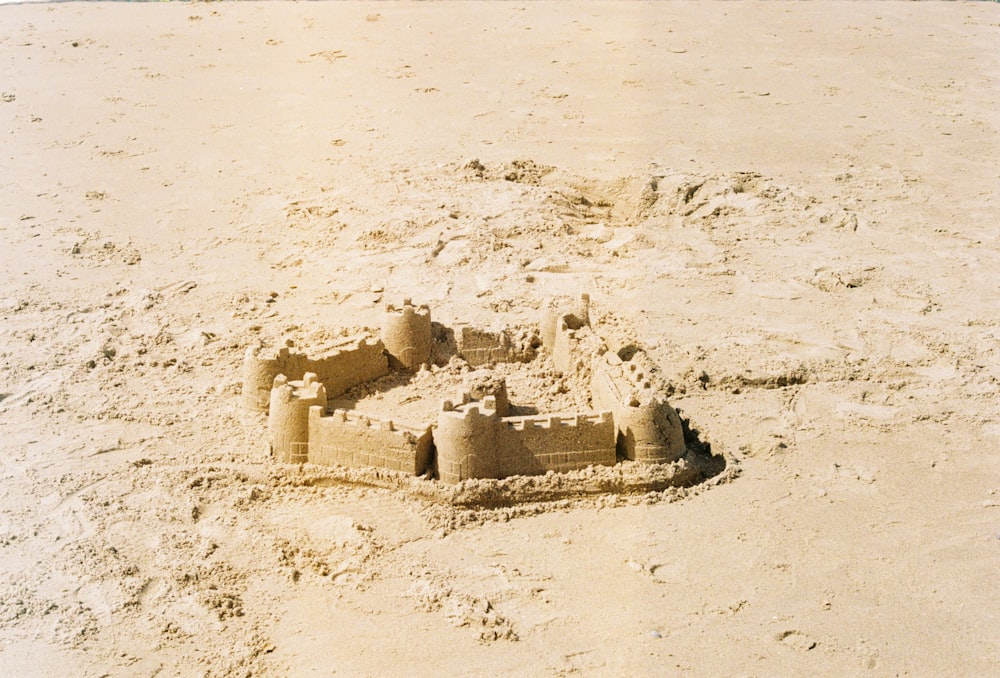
244,298,687,483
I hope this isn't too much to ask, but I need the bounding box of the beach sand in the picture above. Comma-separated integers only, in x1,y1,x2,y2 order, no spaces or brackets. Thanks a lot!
1,1,998,675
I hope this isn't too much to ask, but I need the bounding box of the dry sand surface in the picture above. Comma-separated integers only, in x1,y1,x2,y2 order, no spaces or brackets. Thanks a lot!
1,1,999,675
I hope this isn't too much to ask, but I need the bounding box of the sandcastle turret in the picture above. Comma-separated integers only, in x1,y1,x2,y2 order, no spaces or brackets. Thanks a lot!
243,345,310,412
540,294,593,374
382,299,432,371
243,346,268,411
268,372,327,463
591,349,686,464
617,395,686,463
435,395,501,483
540,293,590,351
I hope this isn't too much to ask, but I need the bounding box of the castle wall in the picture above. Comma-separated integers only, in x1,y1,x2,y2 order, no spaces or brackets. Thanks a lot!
498,411,615,476
543,294,591,372
456,327,514,367
551,317,579,375
244,339,388,412
436,398,615,483
308,339,389,399
308,407,433,476
539,307,559,352
591,352,627,413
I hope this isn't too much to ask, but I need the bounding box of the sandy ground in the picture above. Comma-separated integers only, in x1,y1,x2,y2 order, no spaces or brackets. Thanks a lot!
1,1,999,676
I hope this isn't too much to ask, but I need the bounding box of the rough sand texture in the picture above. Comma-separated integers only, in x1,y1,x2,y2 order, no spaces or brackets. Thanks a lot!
1,2,999,676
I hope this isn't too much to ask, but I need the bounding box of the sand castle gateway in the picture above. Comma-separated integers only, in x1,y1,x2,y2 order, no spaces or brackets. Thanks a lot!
243,298,687,484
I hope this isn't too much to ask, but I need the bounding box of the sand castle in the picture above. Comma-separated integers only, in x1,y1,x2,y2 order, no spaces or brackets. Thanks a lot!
243,298,686,483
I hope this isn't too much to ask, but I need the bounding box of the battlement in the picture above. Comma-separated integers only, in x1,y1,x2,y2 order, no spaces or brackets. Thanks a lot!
243,338,388,412
308,406,433,475
385,298,431,318
497,407,615,477
617,351,664,393
271,372,326,402
323,407,420,435
504,411,613,431
439,401,499,420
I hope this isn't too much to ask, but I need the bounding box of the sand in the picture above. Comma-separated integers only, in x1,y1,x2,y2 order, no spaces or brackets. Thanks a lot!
1,1,998,675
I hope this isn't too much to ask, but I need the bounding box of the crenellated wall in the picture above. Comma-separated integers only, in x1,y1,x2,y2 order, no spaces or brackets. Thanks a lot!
456,327,514,367
243,339,388,412
308,407,434,476
498,411,615,476
435,396,616,482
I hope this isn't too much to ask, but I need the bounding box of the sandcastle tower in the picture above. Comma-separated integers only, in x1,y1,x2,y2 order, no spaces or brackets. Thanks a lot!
268,372,327,463
540,293,589,349
541,294,592,374
435,394,501,483
617,353,685,463
242,346,269,411
243,345,310,412
382,299,432,371
591,350,686,463
616,396,686,463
